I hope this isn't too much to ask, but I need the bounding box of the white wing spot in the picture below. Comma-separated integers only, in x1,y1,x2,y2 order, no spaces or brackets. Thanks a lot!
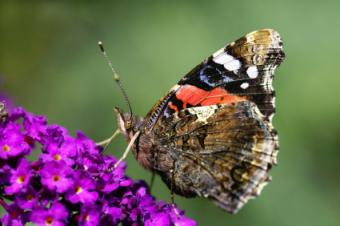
224,59,241,71
246,66,258,78
212,50,241,72
213,52,234,65
187,106,218,123
240,82,249,89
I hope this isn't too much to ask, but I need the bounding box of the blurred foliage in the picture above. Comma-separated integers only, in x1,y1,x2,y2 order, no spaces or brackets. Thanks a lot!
1,0,340,225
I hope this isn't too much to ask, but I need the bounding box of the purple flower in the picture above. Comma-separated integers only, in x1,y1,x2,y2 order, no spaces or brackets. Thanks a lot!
98,159,132,193
15,186,38,210
22,111,47,142
40,161,73,193
173,217,197,226
102,201,122,224
0,162,11,184
42,125,67,147
167,206,196,226
145,212,170,226
40,140,75,166
5,159,32,195
0,105,196,226
0,122,31,159
74,132,99,155
65,172,98,204
78,205,100,226
30,202,68,226
1,203,26,226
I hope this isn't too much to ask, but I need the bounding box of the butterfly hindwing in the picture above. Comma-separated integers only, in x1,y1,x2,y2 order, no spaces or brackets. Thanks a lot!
152,101,278,213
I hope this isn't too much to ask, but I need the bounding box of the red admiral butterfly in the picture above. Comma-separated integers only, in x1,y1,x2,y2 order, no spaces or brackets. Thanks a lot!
99,28,285,214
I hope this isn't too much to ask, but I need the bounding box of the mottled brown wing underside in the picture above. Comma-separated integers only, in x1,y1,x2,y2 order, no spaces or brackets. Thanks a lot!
154,101,278,213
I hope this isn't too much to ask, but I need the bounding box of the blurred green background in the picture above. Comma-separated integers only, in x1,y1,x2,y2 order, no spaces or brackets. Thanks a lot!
1,0,340,225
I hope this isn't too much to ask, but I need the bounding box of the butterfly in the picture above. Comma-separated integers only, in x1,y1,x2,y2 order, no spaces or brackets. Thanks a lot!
107,29,285,214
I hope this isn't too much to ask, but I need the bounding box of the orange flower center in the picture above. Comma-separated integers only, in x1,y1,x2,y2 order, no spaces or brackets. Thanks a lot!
52,175,60,182
17,176,25,184
54,154,61,161
76,186,83,194
2,145,10,152
45,216,53,225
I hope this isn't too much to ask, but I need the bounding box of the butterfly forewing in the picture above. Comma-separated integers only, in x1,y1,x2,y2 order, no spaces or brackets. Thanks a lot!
145,29,284,129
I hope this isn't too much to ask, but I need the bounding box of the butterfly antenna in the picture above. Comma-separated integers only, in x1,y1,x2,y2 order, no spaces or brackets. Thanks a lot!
98,41,133,118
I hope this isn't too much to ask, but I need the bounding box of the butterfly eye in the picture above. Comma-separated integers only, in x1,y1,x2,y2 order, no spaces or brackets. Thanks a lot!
125,119,133,130
199,65,233,87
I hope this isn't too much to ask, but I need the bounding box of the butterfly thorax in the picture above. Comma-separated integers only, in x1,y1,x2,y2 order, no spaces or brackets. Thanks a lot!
115,107,165,171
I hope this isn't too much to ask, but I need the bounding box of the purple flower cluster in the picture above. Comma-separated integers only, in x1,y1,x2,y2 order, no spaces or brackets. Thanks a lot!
0,106,196,226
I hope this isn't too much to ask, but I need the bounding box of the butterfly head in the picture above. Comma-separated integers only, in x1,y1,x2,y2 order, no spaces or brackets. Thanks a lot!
114,107,143,139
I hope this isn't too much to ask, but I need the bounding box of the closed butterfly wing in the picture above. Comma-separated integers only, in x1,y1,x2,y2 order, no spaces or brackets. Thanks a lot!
116,29,285,214
152,101,278,213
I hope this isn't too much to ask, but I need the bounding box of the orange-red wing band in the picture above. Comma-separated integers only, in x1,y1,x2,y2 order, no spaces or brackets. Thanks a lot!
175,85,245,108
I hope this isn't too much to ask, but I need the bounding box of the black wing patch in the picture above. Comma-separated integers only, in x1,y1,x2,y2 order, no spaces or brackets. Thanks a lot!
178,29,285,121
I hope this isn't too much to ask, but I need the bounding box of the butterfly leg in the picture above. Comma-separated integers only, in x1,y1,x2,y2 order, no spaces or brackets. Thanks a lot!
96,129,121,151
170,166,180,216
170,169,175,204
114,131,141,168
149,172,156,192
